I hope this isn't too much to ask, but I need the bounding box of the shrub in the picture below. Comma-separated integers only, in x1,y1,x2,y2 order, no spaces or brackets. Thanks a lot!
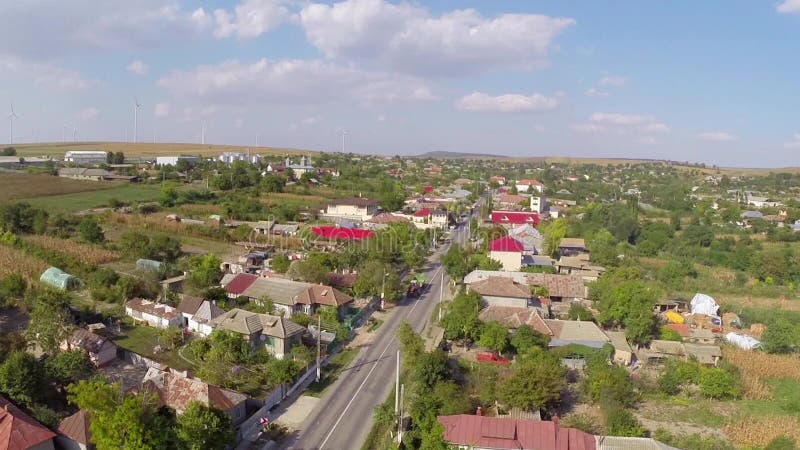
699,367,739,399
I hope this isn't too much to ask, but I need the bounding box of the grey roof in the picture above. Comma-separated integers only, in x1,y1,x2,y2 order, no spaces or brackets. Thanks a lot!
596,436,681,450
604,330,633,353
272,224,299,233
210,308,305,339
545,320,609,345
241,278,312,305
740,210,764,219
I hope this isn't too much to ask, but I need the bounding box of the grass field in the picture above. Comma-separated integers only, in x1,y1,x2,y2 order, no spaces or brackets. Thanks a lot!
0,172,114,202
21,183,162,212
114,325,195,372
11,141,314,159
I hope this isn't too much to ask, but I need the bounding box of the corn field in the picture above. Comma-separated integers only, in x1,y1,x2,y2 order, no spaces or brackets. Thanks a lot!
0,244,49,282
23,235,119,265
725,416,800,448
723,348,800,399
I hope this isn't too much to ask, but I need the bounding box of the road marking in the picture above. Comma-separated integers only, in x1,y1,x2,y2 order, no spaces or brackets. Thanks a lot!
318,264,444,449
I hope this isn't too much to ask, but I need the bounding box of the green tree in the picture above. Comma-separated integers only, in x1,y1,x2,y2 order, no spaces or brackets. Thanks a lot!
440,291,482,343
45,349,95,386
186,253,223,288
25,289,73,355
478,321,509,354
604,404,646,437
414,350,449,391
698,368,739,399
270,254,291,273
585,355,636,407
568,303,593,321
176,401,234,450
499,350,565,411
0,351,44,406
762,318,798,354
78,216,105,243
398,321,425,367
510,325,549,354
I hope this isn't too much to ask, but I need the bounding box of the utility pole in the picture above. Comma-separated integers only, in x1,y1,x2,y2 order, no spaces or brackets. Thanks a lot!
397,383,405,445
316,315,322,382
395,350,400,414
438,272,445,321
381,269,387,310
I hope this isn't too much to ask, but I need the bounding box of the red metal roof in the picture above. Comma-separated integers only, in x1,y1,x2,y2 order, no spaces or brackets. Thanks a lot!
0,395,56,450
665,323,690,337
224,273,259,295
491,211,540,225
311,226,374,240
489,236,525,253
414,208,431,217
438,415,596,450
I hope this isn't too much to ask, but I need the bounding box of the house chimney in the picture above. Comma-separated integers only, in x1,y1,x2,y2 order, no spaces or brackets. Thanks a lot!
476,406,482,416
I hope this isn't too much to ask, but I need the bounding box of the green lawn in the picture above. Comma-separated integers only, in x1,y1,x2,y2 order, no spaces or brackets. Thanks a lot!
306,347,360,397
739,379,800,417
114,325,195,372
22,183,162,213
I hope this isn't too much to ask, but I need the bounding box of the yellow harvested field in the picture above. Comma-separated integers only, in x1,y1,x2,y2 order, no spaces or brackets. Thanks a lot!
725,416,800,448
0,245,49,282
0,172,112,202
23,235,119,265
12,141,313,159
723,348,800,399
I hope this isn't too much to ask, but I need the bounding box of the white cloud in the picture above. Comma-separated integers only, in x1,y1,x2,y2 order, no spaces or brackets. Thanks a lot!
697,131,738,142
127,60,149,75
301,116,319,125
76,107,99,120
573,112,669,136
154,102,171,117
191,8,212,28
784,133,800,148
585,88,610,98
213,0,291,39
157,58,436,106
598,76,627,87
0,56,95,91
456,92,561,113
299,0,575,76
777,0,800,13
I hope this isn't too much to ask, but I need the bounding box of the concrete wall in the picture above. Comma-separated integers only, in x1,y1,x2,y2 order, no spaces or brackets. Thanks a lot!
489,251,521,271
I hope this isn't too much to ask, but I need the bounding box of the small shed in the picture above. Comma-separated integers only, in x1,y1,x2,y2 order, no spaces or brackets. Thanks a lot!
40,267,80,290
136,259,165,273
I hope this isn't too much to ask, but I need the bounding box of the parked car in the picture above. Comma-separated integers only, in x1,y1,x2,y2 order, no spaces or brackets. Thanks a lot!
476,352,509,365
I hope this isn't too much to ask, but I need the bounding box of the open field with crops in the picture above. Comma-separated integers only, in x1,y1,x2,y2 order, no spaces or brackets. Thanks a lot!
22,235,119,265
0,172,115,202
0,244,48,282
21,183,162,212
11,141,315,159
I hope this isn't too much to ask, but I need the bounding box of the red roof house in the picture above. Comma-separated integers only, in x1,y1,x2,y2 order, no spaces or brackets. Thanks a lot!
311,226,374,240
489,236,525,253
438,415,596,450
491,211,540,226
223,273,259,296
0,395,56,450
56,410,90,450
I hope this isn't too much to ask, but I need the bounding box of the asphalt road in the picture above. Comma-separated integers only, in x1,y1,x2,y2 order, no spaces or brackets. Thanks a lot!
283,224,471,450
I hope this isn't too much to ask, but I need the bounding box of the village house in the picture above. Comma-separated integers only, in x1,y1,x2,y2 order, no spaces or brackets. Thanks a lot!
57,168,138,182
490,210,540,227
558,238,588,258
0,394,56,450
323,197,379,221
56,410,92,450
497,194,526,209
640,340,722,367
544,320,610,349
514,179,544,194
468,277,535,309
530,195,547,214
140,368,249,425
488,236,525,271
176,296,224,336
209,308,305,359
478,306,552,335
604,330,634,366
124,298,183,329
464,270,587,307
228,276,353,318
60,327,117,367
438,415,596,450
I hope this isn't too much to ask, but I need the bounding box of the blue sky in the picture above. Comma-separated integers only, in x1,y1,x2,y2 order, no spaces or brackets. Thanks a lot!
0,0,799,167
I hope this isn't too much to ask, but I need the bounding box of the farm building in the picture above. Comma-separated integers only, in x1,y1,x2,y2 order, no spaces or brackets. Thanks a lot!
136,259,165,273
40,267,81,290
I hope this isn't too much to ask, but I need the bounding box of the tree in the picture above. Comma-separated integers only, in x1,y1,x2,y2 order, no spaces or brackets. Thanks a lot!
413,350,449,391
698,368,738,399
176,401,234,450
25,289,73,355
510,325,549,354
478,322,509,354
440,291,482,343
585,355,636,407
398,321,425,367
568,303,593,321
604,404,646,437
261,174,286,193
270,254,291,273
45,349,95,386
1,146,16,156
78,216,105,243
373,401,395,429
499,350,565,411
186,253,223,288
0,351,44,406
266,357,300,386
762,317,798,354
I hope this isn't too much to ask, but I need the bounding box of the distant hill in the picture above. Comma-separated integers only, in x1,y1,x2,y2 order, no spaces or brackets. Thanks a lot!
414,151,506,159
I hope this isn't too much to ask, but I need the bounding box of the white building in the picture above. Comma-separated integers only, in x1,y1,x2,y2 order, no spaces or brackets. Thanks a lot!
177,297,224,337
286,155,315,176
124,298,182,329
156,156,201,166
324,197,379,221
64,151,108,164
530,195,547,213
219,152,249,164
515,179,544,194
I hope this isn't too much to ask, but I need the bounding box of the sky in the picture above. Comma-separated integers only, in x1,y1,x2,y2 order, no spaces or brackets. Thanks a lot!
0,0,799,167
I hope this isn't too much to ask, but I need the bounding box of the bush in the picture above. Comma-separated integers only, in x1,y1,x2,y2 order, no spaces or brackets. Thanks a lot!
698,367,739,399
603,403,646,437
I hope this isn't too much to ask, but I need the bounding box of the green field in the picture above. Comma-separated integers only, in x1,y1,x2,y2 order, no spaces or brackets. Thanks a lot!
21,183,162,212
114,325,195,372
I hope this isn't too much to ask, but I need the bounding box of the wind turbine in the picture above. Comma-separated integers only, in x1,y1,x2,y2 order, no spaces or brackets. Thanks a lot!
73,126,77,142
201,122,206,145
133,98,141,143
341,129,347,153
62,124,66,143
8,104,18,144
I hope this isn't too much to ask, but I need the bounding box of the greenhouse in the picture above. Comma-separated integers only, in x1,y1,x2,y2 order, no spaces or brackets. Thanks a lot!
40,267,81,290
136,259,165,273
